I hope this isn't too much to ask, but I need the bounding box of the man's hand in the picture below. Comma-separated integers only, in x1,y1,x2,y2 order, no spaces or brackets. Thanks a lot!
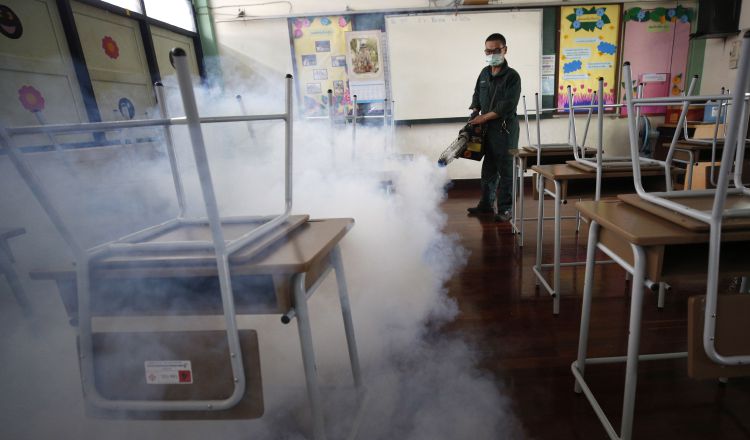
470,111,498,125
469,114,486,125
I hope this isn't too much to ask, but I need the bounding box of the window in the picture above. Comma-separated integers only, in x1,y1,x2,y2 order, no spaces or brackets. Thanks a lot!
99,0,143,13
143,0,196,32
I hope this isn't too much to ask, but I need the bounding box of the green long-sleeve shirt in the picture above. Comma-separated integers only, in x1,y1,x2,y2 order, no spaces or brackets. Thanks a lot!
470,62,521,122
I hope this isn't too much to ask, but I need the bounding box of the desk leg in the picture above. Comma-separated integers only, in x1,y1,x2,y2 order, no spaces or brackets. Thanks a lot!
511,155,518,233
553,179,562,315
620,244,648,440
535,174,544,286
331,245,363,390
293,273,328,440
519,160,526,247
0,249,30,315
657,282,666,309
574,221,599,393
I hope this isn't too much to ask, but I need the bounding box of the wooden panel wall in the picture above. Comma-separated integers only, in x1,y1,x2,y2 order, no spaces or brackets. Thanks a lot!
72,0,154,124
150,24,199,78
0,0,87,132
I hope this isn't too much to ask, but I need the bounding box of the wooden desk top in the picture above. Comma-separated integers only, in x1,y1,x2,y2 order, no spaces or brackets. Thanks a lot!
531,163,668,181
31,218,354,279
619,193,750,232
511,146,598,158
0,227,26,241
575,200,750,246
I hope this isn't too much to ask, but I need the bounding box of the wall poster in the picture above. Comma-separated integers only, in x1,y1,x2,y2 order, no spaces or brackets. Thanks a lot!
289,16,352,118
556,4,622,110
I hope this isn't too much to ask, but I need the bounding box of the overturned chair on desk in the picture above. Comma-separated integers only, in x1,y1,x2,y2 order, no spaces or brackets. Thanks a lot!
0,48,364,440
572,32,750,440
510,93,598,246
529,79,681,314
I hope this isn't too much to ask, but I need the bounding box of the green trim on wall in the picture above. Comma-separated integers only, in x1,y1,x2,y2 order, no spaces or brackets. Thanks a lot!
686,37,705,93
542,7,557,110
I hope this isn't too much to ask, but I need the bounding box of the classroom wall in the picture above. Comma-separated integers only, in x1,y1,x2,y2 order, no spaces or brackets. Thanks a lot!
208,0,711,179
700,0,750,94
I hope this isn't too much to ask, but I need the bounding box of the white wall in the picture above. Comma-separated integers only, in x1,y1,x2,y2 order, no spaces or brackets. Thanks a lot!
700,0,750,94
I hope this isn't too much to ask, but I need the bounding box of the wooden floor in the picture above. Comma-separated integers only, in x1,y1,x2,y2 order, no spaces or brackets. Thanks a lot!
440,183,750,440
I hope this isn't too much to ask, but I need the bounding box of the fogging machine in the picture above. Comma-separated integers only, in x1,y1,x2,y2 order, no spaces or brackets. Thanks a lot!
437,114,485,166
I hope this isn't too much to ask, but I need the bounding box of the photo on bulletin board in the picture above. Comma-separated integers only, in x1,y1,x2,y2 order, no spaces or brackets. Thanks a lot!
331,55,347,67
289,16,353,117
301,55,317,66
306,83,322,94
345,30,384,82
557,4,622,110
332,80,345,95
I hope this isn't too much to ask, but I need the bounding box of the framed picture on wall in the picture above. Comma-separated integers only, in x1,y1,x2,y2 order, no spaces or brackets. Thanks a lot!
345,30,384,82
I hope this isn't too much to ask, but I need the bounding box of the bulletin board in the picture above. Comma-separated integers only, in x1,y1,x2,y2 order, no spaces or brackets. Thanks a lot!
621,5,694,115
289,16,352,118
556,4,622,109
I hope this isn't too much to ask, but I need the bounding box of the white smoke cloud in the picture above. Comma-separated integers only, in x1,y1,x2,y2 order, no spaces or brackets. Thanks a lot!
0,69,523,439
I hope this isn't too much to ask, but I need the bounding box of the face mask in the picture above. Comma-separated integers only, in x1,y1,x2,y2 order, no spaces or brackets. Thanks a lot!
486,53,504,66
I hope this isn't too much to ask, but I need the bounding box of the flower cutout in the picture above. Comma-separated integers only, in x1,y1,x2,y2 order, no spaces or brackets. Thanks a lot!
596,8,605,16
293,28,303,38
102,36,119,59
667,9,676,18
338,16,347,27
18,85,44,112
573,20,581,29
596,19,604,29
575,8,584,16
320,17,331,26
637,10,647,21
680,15,689,23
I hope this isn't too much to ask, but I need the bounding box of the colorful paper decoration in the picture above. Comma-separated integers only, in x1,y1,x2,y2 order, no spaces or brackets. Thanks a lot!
18,85,45,112
0,4,23,39
557,4,622,109
102,35,120,59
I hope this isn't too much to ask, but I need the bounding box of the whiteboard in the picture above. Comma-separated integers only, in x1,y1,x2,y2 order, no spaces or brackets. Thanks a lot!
385,10,542,121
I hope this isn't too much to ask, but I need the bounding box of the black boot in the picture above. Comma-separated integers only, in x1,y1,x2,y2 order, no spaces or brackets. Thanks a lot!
467,204,495,215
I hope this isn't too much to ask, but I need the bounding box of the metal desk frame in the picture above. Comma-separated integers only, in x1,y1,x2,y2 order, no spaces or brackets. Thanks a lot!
571,32,750,440
511,94,588,247
0,48,363,440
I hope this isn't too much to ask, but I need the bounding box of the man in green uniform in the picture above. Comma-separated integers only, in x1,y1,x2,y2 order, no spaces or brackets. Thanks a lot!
467,33,521,222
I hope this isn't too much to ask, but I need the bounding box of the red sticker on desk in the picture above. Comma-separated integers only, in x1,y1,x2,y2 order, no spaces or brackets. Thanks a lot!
178,370,192,383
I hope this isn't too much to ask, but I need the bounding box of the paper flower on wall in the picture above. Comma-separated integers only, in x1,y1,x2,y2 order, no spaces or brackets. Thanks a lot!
671,74,683,96
102,36,119,59
320,17,331,26
566,6,610,32
18,85,45,112
0,4,23,39
338,16,347,27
